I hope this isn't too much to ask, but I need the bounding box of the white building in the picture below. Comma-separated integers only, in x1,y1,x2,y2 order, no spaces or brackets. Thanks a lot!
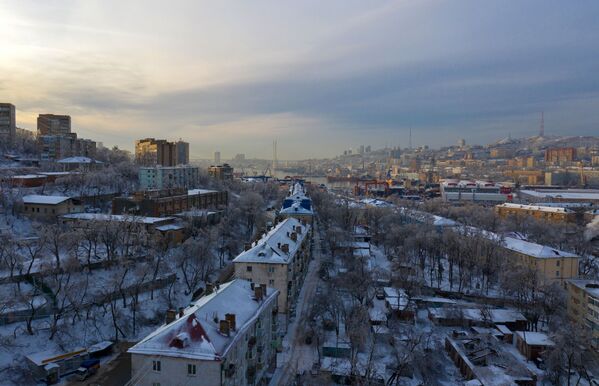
139,165,200,190
279,182,314,222
233,217,311,321
128,279,279,386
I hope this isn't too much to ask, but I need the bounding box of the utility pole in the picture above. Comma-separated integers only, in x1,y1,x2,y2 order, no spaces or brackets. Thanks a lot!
409,127,412,150
272,139,277,178
539,111,544,137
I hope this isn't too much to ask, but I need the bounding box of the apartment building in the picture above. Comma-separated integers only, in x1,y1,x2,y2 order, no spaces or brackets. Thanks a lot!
112,188,228,217
37,134,97,161
176,140,190,165
139,165,200,190
37,114,71,136
545,147,577,165
501,236,579,284
128,279,279,386
208,164,234,180
233,218,311,322
135,138,188,166
566,279,599,348
495,203,577,223
279,182,314,222
0,103,16,145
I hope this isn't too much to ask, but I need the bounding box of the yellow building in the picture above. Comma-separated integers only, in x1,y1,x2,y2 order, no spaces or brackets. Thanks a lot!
495,203,576,223
566,279,599,347
501,236,579,285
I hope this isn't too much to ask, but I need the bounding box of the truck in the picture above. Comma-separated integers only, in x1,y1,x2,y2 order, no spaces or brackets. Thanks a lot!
74,359,100,381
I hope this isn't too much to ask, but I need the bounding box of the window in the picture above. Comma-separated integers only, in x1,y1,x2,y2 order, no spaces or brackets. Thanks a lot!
187,363,196,376
246,266,252,272
152,383,161,386
556,260,560,266
268,266,275,273
152,360,161,372
269,279,275,286
556,271,560,277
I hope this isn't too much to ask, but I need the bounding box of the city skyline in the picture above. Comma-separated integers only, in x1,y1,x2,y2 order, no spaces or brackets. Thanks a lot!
2,1,599,159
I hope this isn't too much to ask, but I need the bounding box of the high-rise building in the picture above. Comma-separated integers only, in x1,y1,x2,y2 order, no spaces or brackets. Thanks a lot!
214,151,221,165
138,165,200,190
458,139,466,147
208,163,233,180
175,140,189,165
37,114,71,136
234,153,246,162
545,147,577,165
0,103,16,146
135,138,177,166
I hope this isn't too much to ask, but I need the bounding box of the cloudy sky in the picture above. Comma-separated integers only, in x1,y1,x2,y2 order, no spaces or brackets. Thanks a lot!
1,1,599,159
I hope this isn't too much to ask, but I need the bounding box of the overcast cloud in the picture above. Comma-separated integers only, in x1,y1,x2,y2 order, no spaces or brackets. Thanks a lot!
1,0,598,159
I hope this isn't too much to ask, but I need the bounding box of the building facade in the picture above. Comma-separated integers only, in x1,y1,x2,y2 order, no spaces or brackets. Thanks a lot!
37,114,71,136
0,103,16,145
135,138,178,166
279,182,314,222
22,195,82,220
566,279,599,348
139,165,200,190
208,164,234,180
545,147,577,165
233,218,311,321
128,279,279,386
175,140,190,165
112,188,228,217
495,203,576,223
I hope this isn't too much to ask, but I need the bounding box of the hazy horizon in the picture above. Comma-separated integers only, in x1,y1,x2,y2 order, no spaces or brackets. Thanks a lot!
2,0,599,159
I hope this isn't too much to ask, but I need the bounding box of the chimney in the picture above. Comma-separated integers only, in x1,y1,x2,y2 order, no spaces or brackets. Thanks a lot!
244,243,252,251
290,232,297,242
219,319,230,336
296,226,302,234
178,307,185,318
277,242,281,249
206,283,214,295
281,243,289,253
225,313,236,331
166,309,177,324
260,284,267,298
254,285,263,301
250,282,255,291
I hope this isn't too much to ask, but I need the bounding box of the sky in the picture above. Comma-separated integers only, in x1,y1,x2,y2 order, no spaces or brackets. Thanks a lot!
1,0,599,159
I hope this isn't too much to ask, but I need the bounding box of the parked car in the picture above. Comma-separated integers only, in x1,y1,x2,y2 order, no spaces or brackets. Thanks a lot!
75,359,100,381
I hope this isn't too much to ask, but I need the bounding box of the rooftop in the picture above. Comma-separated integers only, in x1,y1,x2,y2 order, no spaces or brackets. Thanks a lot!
567,279,599,298
22,195,71,205
61,213,176,225
496,203,573,213
128,280,278,361
515,331,554,346
233,218,309,264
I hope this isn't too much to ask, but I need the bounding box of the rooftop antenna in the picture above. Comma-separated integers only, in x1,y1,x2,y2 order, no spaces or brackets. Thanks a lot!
539,111,544,137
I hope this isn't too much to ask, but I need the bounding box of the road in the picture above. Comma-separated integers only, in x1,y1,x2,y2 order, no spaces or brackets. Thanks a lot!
271,220,324,386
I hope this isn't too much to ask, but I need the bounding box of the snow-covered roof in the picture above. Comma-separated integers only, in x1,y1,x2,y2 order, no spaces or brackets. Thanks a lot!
61,213,176,225
11,174,47,179
57,156,102,164
515,331,554,346
22,195,71,205
280,201,314,215
520,189,599,201
567,279,599,298
128,280,278,361
502,236,578,259
429,308,526,323
496,203,573,213
188,189,218,196
233,218,310,264
155,224,185,232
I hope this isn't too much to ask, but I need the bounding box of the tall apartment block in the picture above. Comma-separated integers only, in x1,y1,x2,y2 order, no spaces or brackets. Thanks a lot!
175,140,190,165
136,138,189,166
37,114,72,136
0,103,16,145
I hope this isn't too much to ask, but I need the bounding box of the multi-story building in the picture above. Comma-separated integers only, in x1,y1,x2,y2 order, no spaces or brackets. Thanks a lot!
566,279,599,348
139,165,200,190
545,147,577,165
441,180,512,203
112,188,228,217
0,103,16,145
495,203,577,223
128,279,279,386
214,151,221,165
135,138,178,166
279,182,313,222
37,114,71,136
500,236,579,284
22,195,82,220
208,164,234,180
233,218,311,323
37,134,96,161
175,140,190,165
